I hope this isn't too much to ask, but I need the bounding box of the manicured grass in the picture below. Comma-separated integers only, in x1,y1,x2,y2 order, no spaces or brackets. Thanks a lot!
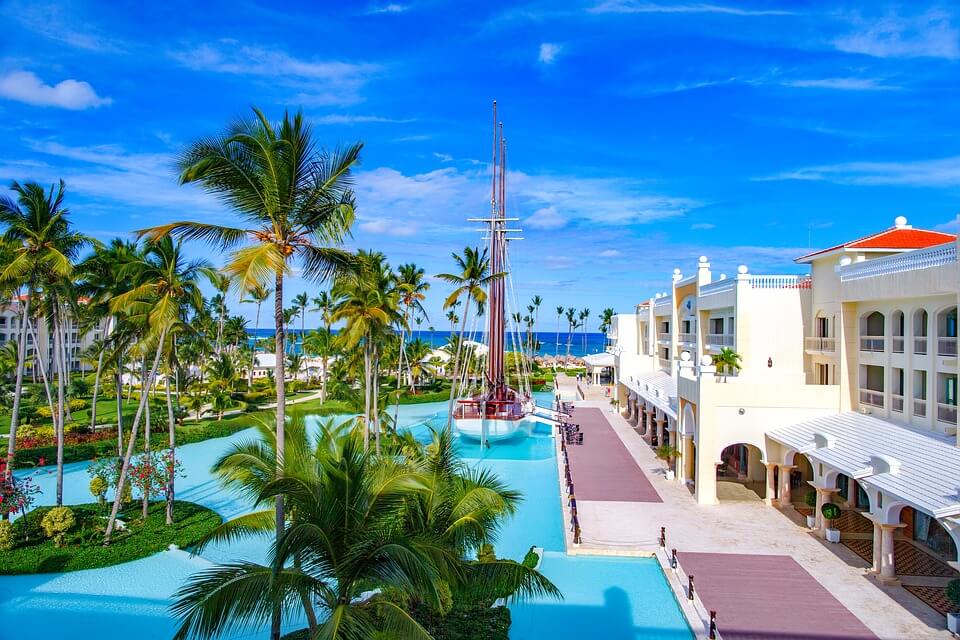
0,500,222,575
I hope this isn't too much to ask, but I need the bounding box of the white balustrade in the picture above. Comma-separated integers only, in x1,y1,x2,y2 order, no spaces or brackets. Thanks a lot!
749,275,812,289
938,337,958,357
891,394,904,413
915,336,929,355
938,403,958,425
805,337,836,353
859,336,885,352
706,333,734,347
859,389,884,408
840,242,957,282
914,398,927,417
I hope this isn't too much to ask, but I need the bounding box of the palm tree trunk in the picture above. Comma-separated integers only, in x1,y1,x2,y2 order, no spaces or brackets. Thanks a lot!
271,270,286,640
61,315,74,424
321,316,330,404
165,358,175,526
5,290,31,480
26,318,56,424
142,357,151,520
115,370,123,457
104,327,167,544
90,316,112,430
53,312,66,507
555,315,561,360
373,350,380,455
249,301,261,389
363,340,371,451
444,297,472,432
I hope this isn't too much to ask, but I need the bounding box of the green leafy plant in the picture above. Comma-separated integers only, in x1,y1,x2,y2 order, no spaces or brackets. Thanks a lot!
41,506,76,547
89,476,108,506
804,491,817,509
0,520,13,551
522,546,539,569
655,444,679,463
945,579,960,612
820,502,841,527
477,543,497,563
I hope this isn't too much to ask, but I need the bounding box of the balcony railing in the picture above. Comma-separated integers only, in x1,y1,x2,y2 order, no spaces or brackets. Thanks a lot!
914,398,927,417
658,357,671,370
938,337,958,357
915,336,929,355
750,275,812,289
706,333,734,347
859,336,884,352
805,336,836,353
678,332,696,344
657,332,671,343
840,241,957,282
891,394,904,413
892,337,904,353
938,403,958,425
859,389,884,408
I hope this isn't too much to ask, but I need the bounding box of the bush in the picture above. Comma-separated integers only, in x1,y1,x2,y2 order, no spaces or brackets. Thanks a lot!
0,520,13,551
522,546,539,569
69,379,91,397
68,398,89,411
804,491,817,509
41,506,75,547
89,476,108,505
820,502,841,523
35,406,52,419
65,422,91,435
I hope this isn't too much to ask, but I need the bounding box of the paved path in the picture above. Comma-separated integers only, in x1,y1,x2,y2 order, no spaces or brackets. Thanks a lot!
566,407,661,502
564,400,950,639
678,552,877,640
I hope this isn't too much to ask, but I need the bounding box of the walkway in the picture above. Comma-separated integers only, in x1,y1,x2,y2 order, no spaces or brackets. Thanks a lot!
566,407,661,503
678,552,876,640
562,399,950,639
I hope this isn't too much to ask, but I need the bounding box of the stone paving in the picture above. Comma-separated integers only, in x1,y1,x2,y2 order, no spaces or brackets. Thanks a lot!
550,375,951,639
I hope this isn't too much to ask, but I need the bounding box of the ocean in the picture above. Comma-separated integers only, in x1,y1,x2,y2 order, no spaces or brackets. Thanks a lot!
248,329,607,358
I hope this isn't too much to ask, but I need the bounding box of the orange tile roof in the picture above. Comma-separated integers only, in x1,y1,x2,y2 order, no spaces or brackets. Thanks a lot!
795,226,956,263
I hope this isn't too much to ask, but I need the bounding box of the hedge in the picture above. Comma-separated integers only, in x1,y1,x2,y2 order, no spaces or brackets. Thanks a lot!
1,500,221,574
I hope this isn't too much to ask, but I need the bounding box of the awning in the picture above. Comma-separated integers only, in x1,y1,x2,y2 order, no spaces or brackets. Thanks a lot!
769,412,960,519
582,352,615,369
621,370,677,419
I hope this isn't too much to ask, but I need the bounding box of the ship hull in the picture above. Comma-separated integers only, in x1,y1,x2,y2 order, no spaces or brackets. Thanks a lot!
453,417,529,441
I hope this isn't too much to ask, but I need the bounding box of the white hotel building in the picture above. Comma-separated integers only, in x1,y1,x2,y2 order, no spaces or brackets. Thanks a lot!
607,217,959,587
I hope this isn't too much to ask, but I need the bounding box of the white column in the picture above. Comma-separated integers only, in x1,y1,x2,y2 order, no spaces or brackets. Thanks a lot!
871,521,882,574
764,463,777,505
879,524,905,585
778,465,795,508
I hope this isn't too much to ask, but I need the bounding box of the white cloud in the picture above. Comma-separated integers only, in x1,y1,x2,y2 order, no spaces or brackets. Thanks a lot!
690,223,716,230
781,77,899,91
759,156,960,187
598,249,622,257
0,71,111,110
588,2,794,17
834,9,960,60
526,206,567,229
9,1,126,53
432,152,454,162
359,218,418,236
170,42,381,106
367,3,408,13
538,42,563,65
314,114,413,124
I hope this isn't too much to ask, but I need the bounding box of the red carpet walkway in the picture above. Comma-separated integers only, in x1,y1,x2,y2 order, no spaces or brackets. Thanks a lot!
677,552,877,640
566,407,662,502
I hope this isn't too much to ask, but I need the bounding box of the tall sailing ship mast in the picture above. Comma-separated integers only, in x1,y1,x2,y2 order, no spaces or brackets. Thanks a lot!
452,101,534,443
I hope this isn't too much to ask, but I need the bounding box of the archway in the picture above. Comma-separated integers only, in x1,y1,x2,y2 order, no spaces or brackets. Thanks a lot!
788,452,815,509
716,443,766,501
900,507,959,564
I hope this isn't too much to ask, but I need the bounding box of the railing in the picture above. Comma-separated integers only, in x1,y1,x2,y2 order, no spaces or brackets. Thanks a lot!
706,333,734,347
938,337,958,357
892,337,904,353
750,274,812,289
914,398,927,417
891,394,904,413
859,336,885,352
658,357,671,370
939,403,958,424
678,332,696,344
804,336,836,353
859,389,884,408
840,241,958,282
915,336,929,355
658,332,671,343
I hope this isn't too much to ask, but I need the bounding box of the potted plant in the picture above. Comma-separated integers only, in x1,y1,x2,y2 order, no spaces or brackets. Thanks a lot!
821,502,842,543
655,444,679,481
714,347,742,380
804,491,818,529
945,579,960,633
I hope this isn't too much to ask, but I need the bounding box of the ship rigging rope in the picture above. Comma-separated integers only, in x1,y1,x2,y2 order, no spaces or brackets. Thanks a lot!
502,248,532,396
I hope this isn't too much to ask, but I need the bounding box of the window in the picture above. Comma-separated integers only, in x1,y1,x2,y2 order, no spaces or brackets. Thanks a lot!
710,318,724,334
660,320,670,334
681,319,693,334
914,370,928,400
816,316,829,338
893,368,904,395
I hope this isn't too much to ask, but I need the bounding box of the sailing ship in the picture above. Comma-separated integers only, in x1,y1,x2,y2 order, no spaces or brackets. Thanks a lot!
452,102,537,443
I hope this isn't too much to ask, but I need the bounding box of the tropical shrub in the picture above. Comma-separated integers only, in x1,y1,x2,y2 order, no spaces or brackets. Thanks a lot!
820,502,841,526
89,476,108,506
68,398,89,411
0,460,40,518
35,406,53,419
0,519,13,551
522,546,539,569
65,422,91,435
69,379,91,397
804,491,817,509
655,444,679,463
41,506,75,547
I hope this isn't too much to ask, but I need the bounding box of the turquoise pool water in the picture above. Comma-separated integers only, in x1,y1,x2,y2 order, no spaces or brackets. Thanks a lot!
2,397,691,639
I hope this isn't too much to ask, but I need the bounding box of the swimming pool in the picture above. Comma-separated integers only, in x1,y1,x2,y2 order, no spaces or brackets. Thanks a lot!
1,397,691,639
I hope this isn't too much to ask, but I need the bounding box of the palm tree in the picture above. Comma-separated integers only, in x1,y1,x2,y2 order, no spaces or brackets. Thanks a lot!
311,290,339,403
292,291,309,355
564,307,577,361
715,347,742,376
598,307,615,335
579,308,590,354
140,109,361,624
554,305,564,360
208,272,233,354
0,180,86,494
241,284,273,389
103,237,209,542
395,262,429,392
436,247,501,432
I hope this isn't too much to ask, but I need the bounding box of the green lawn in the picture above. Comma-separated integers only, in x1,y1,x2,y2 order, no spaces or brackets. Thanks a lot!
1,500,221,575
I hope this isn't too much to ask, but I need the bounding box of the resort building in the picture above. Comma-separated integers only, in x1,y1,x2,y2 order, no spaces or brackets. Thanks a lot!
608,216,960,587
0,297,107,374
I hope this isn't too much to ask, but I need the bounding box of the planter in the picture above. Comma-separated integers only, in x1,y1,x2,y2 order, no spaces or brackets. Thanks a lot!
948,612,960,635
806,515,817,529
825,528,841,543
665,469,675,481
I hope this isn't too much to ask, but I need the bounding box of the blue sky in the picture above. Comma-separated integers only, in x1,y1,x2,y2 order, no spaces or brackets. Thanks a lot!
1,1,959,330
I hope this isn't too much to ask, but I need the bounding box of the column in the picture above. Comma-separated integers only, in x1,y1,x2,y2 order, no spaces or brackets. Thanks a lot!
879,524,906,585
656,417,665,447
683,436,695,483
643,407,653,443
778,465,795,508
668,423,677,448
846,479,857,509
871,521,882,573
764,463,777,506
814,486,839,537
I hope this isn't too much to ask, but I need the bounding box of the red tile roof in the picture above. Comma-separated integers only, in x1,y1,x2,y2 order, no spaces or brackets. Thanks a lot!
795,225,956,263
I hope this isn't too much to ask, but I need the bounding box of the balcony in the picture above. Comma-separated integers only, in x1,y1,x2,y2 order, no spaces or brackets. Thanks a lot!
706,333,734,347
678,332,696,344
914,398,927,417
804,337,836,354
938,403,958,425
859,388,884,408
915,336,929,355
657,332,671,343
859,336,884,353
892,337,904,354
658,357,671,370
840,241,957,282
891,394,904,413
938,337,958,357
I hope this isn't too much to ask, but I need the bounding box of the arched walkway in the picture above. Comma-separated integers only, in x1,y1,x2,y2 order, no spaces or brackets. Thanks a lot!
716,443,766,501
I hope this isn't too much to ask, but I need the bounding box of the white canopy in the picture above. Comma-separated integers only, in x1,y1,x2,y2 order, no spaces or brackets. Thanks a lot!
582,352,615,369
